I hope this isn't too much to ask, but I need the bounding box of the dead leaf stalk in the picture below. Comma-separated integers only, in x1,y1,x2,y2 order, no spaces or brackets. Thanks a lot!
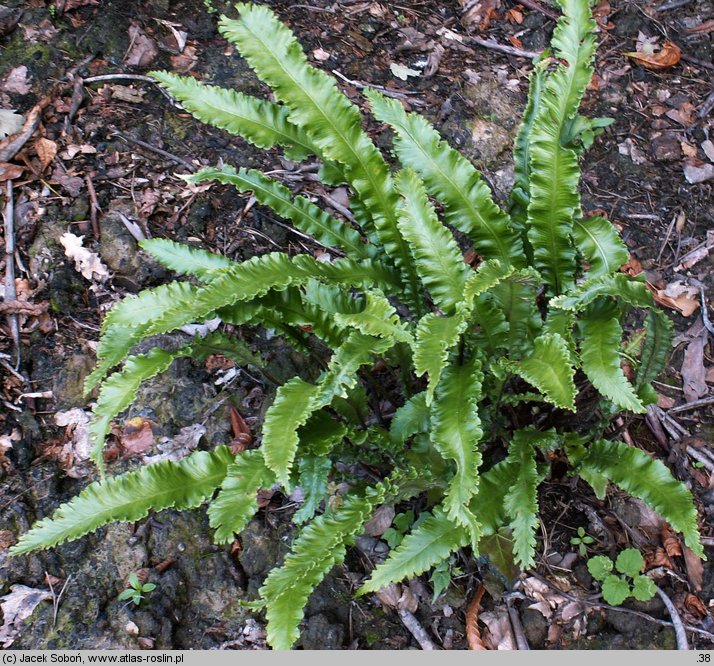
668,396,714,414
655,586,688,650
397,609,438,650
84,173,101,238
111,129,193,169
3,180,19,367
465,36,542,59
506,597,530,650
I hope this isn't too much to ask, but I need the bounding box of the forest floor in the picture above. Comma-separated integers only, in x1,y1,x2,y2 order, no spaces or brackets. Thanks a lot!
0,0,713,651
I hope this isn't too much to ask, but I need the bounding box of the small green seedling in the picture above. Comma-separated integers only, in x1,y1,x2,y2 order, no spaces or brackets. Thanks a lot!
587,548,656,606
118,573,156,606
570,526,595,557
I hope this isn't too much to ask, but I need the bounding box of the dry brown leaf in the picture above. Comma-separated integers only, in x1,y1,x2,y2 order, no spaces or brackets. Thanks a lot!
54,408,94,479
170,44,199,73
56,0,99,12
505,7,523,23
624,40,681,70
2,65,31,94
465,585,488,650
374,583,402,609
649,281,699,317
0,161,23,181
647,547,674,570
683,546,704,592
0,585,52,648
363,504,395,537
35,137,57,173
143,423,205,464
59,232,110,282
102,84,145,104
125,23,159,67
684,593,707,617
121,416,155,455
459,0,500,32
685,19,714,34
480,609,515,650
682,318,708,403
0,530,16,551
661,524,683,558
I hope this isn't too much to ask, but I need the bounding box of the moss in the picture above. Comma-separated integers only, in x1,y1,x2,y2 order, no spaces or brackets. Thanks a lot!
0,34,59,80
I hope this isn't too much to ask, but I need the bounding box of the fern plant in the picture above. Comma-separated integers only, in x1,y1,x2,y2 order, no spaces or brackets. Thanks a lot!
11,0,703,649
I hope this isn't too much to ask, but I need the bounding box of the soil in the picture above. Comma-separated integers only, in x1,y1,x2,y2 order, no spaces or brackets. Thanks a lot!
1,0,713,651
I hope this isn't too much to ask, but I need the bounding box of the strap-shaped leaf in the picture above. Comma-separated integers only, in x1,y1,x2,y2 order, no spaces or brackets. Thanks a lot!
188,165,373,259
491,269,542,357
468,458,519,537
551,272,652,312
333,290,412,344
470,295,510,354
221,5,421,308
140,238,235,279
261,378,320,488
579,439,703,558
395,169,469,313
10,447,234,555
635,310,673,404
389,392,430,445
365,89,524,268
260,488,383,649
461,260,516,312
89,345,194,470
412,313,465,404
503,430,551,569
510,59,548,232
144,252,397,339
292,455,332,523
208,450,276,543
578,302,644,413
298,411,348,456
150,71,315,161
526,0,597,294
358,507,468,595
430,357,484,542
514,333,577,410
573,216,628,279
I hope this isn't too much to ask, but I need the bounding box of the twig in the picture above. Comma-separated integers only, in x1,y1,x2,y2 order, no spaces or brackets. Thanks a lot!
668,395,714,414
3,180,19,368
65,76,85,131
699,90,714,119
84,173,101,239
465,36,542,59
110,129,194,169
506,597,530,650
0,95,52,162
397,609,438,650
700,287,714,336
516,0,559,21
82,74,158,85
656,0,693,10
331,69,419,99
686,446,714,473
655,587,688,650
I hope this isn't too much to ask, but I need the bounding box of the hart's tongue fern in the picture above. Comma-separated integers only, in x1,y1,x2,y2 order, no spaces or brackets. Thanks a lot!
11,0,702,650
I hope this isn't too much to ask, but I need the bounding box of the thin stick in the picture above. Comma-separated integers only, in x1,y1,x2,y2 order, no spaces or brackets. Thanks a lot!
668,395,714,414
84,174,101,239
655,587,688,650
82,74,158,84
397,609,438,650
111,129,194,169
465,36,542,59
507,598,530,650
517,0,559,21
686,446,714,473
699,287,714,335
699,90,714,119
3,180,20,368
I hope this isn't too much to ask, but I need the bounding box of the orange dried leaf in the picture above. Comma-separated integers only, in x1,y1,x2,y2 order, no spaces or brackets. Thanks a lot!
34,137,57,173
624,40,681,70
466,585,488,650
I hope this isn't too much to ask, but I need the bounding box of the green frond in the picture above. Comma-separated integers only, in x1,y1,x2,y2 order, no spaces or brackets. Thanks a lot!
292,456,332,523
333,290,412,344
89,345,194,470
579,439,703,558
261,378,320,488
394,169,469,313
503,430,550,569
430,357,484,542
10,447,234,555
260,490,382,649
469,458,519,536
188,165,373,260
389,392,429,445
573,216,628,279
635,310,673,404
150,70,315,161
525,0,597,294
208,450,276,543
412,313,465,404
358,507,468,595
578,302,645,412
491,269,542,357
299,411,348,456
551,273,652,312
140,238,235,279
221,5,421,309
469,296,510,354
365,89,524,268
461,260,517,312
510,59,548,232
513,333,576,410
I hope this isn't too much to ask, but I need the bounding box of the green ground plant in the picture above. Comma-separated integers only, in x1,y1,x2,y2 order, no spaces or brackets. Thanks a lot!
587,548,657,605
571,526,595,557
11,0,702,650
118,573,156,607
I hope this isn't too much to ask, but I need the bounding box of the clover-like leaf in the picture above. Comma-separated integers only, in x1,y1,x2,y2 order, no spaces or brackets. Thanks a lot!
615,548,644,578
601,576,631,606
587,555,613,581
632,575,657,602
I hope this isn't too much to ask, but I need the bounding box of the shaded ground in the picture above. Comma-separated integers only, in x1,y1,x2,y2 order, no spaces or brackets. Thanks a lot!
1,0,713,651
